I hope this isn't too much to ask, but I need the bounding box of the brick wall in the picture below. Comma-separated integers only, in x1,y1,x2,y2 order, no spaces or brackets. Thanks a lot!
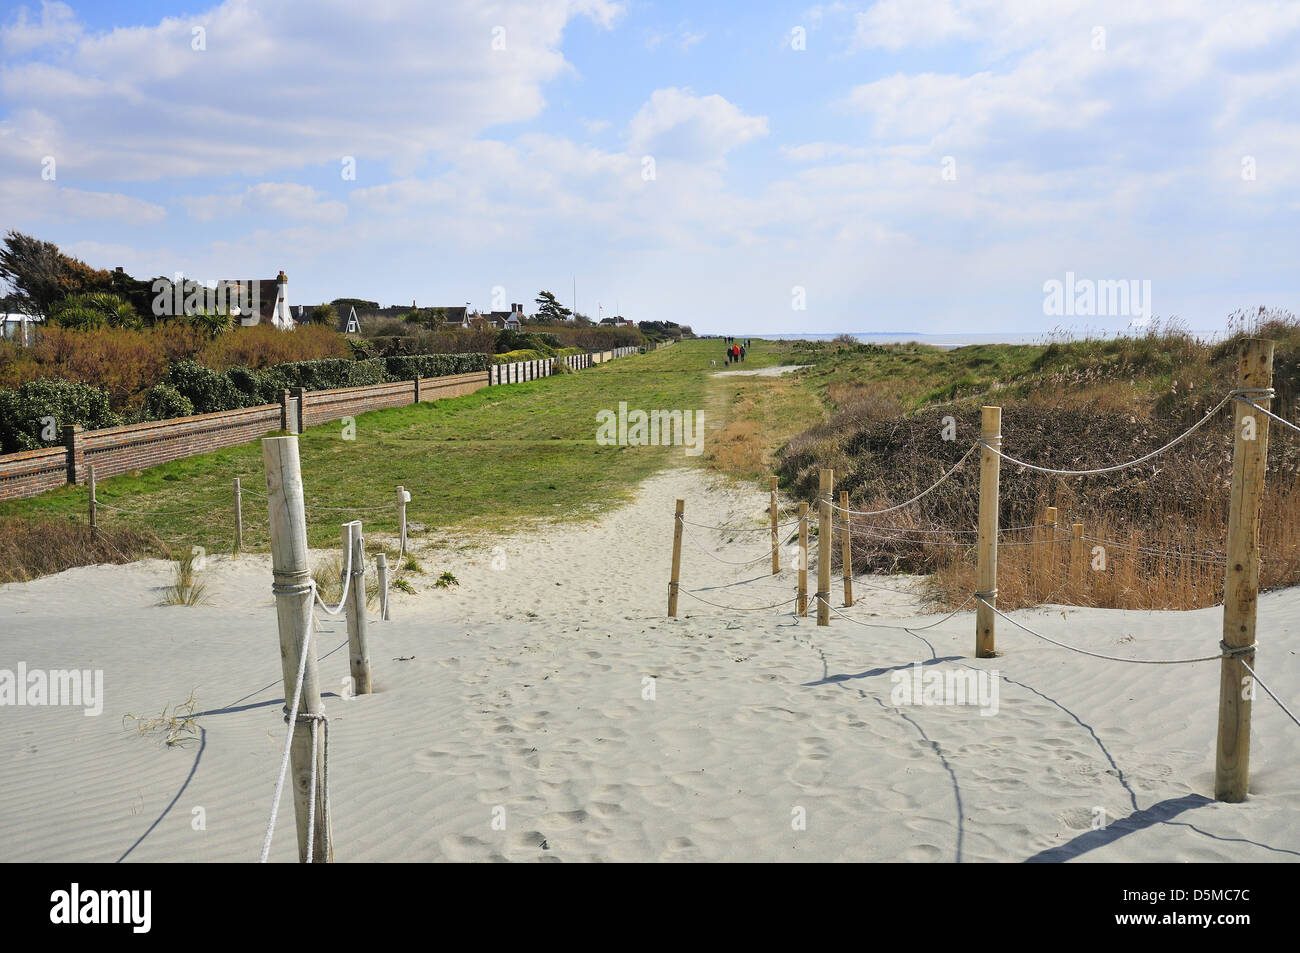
80,404,283,483
0,445,69,501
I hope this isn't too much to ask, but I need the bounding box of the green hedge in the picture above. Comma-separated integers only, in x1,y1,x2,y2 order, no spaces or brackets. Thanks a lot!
0,351,490,450
383,353,489,379
0,379,120,454
492,349,550,364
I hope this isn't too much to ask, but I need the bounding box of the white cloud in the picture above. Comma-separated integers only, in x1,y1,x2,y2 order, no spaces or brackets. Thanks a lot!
180,182,348,224
627,88,768,161
0,179,166,224
0,0,624,180
1,1,82,55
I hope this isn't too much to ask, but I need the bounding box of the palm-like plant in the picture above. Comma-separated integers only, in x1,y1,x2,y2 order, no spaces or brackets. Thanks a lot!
48,292,142,330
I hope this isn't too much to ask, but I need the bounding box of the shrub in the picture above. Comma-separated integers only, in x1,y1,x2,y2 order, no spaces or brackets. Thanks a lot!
382,352,489,379
0,378,119,452
139,383,194,421
163,360,246,414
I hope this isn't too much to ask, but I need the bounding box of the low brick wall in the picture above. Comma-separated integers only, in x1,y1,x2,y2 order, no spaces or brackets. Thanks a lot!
80,404,283,483
301,380,417,429
0,445,69,501
419,371,490,403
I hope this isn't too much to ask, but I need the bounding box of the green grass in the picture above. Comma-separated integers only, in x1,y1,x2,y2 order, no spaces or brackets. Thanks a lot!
0,341,724,556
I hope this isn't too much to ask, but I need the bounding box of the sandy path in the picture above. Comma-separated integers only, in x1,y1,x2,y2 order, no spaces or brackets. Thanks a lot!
1,466,1297,862
711,364,810,377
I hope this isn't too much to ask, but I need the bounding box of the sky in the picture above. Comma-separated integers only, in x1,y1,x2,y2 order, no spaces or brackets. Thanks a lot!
1,0,1297,335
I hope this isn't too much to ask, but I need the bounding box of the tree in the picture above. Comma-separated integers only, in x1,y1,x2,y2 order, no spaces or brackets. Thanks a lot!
310,303,338,326
0,231,117,318
0,231,64,317
534,290,572,323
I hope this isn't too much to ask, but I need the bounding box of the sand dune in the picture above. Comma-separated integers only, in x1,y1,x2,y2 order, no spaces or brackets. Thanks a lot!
1,467,1297,862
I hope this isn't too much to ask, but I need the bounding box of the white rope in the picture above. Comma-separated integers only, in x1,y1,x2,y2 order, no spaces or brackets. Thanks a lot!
675,585,800,612
1236,396,1300,438
975,597,1221,664
313,537,354,617
680,516,801,532
983,395,1231,476
259,589,315,863
1240,659,1300,730
828,443,977,517
678,520,784,566
815,592,975,632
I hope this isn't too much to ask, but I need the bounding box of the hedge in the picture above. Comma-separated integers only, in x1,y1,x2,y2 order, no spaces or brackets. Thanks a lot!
1,351,490,448
0,379,120,453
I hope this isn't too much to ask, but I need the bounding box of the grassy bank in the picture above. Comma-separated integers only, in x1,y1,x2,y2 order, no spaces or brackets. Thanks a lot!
1,341,753,576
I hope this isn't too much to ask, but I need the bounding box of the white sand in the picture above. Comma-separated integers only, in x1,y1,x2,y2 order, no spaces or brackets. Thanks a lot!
712,364,810,377
1,466,1298,862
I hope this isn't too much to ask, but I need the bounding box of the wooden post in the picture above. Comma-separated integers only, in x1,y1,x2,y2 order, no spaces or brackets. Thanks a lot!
376,552,389,621
87,463,97,541
975,406,1001,658
396,485,408,557
769,476,779,574
1216,338,1274,802
841,490,854,607
233,477,244,556
1071,523,1085,584
668,499,684,617
797,502,809,617
343,521,372,695
817,469,833,626
262,435,332,863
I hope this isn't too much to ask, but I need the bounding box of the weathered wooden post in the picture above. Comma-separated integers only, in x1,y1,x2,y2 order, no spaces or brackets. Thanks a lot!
233,477,244,556
817,469,833,626
343,521,372,695
769,476,780,574
375,552,389,621
1216,338,1274,803
396,485,409,557
668,499,684,617
87,463,97,541
841,490,854,607
797,502,809,617
262,435,332,863
976,406,1001,658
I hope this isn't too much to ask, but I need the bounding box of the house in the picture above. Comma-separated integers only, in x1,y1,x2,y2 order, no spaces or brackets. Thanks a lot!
1,312,41,345
208,271,292,328
598,315,634,327
488,303,525,330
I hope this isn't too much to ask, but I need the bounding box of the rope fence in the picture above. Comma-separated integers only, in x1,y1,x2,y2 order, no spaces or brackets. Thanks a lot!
665,339,1298,804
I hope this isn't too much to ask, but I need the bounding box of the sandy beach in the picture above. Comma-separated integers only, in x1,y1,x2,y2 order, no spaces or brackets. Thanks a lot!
1,465,1296,863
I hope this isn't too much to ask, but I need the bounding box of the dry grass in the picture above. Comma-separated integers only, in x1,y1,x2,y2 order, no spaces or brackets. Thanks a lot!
159,547,208,606
0,518,157,584
123,690,199,748
913,470,1300,611
312,551,382,608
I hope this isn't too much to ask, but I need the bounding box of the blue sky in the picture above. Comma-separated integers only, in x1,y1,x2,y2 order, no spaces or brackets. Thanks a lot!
1,0,1297,334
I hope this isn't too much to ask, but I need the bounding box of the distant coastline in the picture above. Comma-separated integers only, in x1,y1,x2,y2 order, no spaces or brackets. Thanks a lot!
733,330,1228,349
